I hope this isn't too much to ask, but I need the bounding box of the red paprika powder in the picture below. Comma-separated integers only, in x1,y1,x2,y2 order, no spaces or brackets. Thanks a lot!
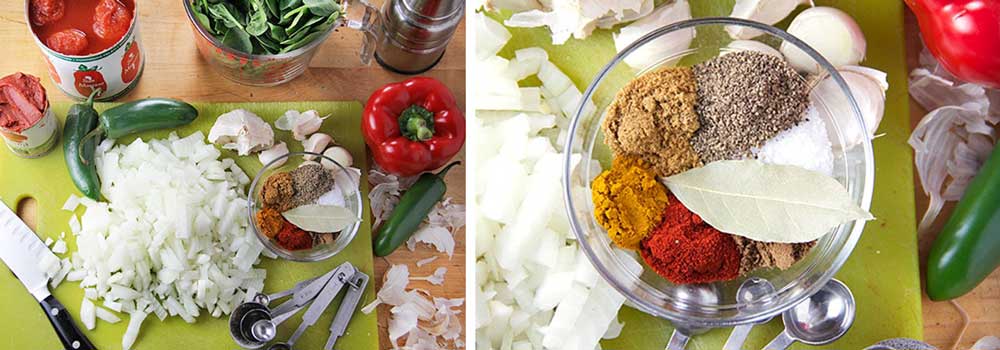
276,221,314,251
640,194,740,284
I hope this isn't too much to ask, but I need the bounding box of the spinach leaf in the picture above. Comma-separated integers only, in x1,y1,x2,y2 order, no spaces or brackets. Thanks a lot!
302,0,340,17
279,0,302,10
255,35,282,54
267,23,288,41
222,27,253,53
246,9,269,36
280,30,325,53
265,0,280,19
208,3,245,30
288,12,325,33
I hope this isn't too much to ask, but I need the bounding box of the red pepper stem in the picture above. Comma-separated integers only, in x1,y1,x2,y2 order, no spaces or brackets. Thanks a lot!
399,105,435,141
435,161,461,177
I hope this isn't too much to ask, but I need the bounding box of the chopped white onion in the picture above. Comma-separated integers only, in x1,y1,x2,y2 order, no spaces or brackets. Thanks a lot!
46,132,265,349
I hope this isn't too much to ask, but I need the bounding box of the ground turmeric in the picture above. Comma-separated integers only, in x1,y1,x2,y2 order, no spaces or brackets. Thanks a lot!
256,208,285,239
591,156,669,250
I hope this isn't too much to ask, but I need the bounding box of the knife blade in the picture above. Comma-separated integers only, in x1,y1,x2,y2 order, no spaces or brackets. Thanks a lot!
0,202,95,350
0,202,57,301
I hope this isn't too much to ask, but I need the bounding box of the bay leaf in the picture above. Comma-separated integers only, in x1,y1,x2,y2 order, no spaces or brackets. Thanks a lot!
662,160,873,243
282,204,359,233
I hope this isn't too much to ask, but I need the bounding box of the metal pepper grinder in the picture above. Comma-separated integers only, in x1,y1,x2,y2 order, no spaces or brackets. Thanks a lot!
374,0,464,74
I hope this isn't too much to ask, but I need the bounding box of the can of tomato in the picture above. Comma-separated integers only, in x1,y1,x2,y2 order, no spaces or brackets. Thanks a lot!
0,73,58,158
25,0,144,102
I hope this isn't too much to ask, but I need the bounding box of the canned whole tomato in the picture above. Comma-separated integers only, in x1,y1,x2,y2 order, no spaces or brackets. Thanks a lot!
26,0,144,101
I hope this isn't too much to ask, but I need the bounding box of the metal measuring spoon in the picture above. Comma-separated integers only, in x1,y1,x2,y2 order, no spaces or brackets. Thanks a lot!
666,284,720,350
723,277,776,350
763,279,855,350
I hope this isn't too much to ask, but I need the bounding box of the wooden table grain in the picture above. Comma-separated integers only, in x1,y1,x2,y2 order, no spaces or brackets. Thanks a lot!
904,9,1000,350
0,1,465,349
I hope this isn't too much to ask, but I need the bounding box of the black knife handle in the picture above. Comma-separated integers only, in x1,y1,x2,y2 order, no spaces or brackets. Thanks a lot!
38,295,97,350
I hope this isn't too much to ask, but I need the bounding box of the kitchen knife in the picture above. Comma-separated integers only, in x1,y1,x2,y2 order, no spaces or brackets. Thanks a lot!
0,203,95,350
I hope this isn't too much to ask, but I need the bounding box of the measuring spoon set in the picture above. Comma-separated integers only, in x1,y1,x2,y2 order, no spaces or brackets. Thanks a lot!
666,278,856,350
229,262,369,350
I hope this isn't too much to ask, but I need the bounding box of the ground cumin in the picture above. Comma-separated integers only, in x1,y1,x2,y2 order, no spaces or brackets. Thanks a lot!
602,66,701,177
733,236,815,275
591,156,669,250
261,172,295,212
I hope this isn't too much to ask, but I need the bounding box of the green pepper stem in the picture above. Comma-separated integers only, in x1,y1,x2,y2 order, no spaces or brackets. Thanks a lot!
78,127,104,165
435,161,461,177
85,88,102,107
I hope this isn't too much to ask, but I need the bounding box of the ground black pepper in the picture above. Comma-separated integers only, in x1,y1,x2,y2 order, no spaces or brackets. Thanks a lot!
290,163,334,207
691,51,810,162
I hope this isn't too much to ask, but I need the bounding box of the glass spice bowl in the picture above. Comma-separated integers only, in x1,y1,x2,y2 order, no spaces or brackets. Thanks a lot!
563,17,874,330
248,151,363,262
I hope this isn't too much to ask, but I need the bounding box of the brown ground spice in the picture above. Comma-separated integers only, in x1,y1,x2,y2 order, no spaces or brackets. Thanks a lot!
602,66,701,177
260,172,295,212
733,236,815,275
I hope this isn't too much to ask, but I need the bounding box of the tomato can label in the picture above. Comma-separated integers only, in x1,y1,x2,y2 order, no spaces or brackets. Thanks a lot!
0,107,58,158
27,2,144,102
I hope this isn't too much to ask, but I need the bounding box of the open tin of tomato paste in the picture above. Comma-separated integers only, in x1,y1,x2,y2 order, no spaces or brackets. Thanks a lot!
25,0,144,101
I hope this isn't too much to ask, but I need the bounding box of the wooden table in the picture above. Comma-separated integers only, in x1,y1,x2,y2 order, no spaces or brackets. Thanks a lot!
904,9,1000,350
0,2,465,349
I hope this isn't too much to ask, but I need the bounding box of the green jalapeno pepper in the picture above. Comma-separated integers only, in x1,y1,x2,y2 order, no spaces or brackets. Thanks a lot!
373,162,460,257
63,90,102,200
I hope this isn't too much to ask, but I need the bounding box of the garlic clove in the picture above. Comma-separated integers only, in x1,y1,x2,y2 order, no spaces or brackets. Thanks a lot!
612,0,693,69
292,110,327,141
810,65,888,149
726,0,812,39
302,133,333,160
724,40,781,57
258,142,289,167
207,109,274,156
321,146,353,170
275,110,300,131
781,6,866,74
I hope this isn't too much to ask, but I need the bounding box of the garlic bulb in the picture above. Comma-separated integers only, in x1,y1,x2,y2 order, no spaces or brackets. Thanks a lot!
726,0,812,39
207,109,274,156
258,142,289,167
302,133,333,160
724,40,781,57
781,6,866,74
810,65,888,149
612,0,693,69
321,146,353,170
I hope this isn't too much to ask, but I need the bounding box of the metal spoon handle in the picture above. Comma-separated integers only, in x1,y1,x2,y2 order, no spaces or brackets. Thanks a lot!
723,324,754,350
763,331,796,350
666,329,691,350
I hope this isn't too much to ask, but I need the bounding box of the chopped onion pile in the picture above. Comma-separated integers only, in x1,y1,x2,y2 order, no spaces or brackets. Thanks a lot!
909,45,1000,233
54,132,266,349
474,13,634,349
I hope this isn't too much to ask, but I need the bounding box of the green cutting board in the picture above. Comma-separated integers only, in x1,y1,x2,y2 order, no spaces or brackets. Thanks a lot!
0,102,379,350
493,0,922,348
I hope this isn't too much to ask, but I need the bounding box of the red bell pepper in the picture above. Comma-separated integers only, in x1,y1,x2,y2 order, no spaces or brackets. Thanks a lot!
362,77,465,176
906,0,1000,88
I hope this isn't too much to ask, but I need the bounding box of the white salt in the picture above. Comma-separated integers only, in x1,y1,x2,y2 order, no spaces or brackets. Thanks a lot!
753,108,835,176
